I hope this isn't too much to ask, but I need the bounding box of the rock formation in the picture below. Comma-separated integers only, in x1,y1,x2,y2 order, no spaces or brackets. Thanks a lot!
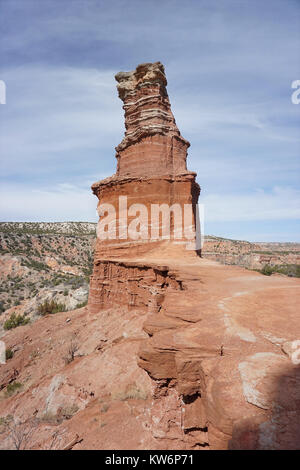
87,62,300,450
90,62,200,263
114,62,190,176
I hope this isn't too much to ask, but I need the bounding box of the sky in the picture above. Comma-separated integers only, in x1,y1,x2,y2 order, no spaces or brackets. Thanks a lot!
0,0,299,242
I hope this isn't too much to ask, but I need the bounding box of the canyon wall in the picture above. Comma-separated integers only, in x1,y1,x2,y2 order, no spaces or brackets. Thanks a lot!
203,236,300,270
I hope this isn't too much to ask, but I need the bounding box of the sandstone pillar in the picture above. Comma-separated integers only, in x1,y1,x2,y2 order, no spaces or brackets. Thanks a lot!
92,62,200,258
89,62,201,313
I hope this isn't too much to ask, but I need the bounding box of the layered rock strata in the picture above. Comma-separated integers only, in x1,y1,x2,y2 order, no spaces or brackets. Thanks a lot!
89,260,183,316
114,62,190,176
91,62,200,260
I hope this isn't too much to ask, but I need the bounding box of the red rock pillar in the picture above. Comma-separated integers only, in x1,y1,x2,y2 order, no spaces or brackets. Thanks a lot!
89,62,201,313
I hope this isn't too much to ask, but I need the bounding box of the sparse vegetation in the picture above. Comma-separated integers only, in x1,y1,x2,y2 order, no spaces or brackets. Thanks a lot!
29,349,40,361
3,313,30,330
76,300,88,309
260,264,274,276
22,259,50,272
260,264,300,278
5,348,14,360
111,383,148,401
0,223,94,323
37,299,66,316
41,404,79,424
0,415,12,427
0,416,36,449
64,339,79,364
0,221,96,236
0,415,67,450
101,403,109,413
60,405,79,420
5,382,23,397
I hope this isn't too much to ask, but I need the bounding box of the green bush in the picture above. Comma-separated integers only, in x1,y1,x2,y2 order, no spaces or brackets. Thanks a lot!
37,299,66,316
76,300,88,309
5,348,14,360
261,264,274,276
5,382,22,397
260,264,300,278
3,313,30,330
22,259,49,271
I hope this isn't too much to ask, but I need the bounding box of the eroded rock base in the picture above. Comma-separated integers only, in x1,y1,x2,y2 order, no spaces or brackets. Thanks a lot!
88,257,300,449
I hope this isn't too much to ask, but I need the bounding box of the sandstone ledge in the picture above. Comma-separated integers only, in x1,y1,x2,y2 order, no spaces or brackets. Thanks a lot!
91,171,198,195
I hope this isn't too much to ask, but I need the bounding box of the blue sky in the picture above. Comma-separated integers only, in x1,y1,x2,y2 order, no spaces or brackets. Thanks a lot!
0,0,299,241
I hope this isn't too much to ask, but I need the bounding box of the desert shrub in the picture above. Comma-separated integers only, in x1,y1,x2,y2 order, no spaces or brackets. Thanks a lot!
41,405,78,425
23,259,49,271
5,348,14,360
0,415,13,428
60,405,79,420
37,300,66,316
0,416,65,450
101,403,109,413
83,266,93,277
275,264,300,277
260,264,300,278
111,383,148,401
5,382,23,397
75,300,88,309
29,349,39,361
4,313,30,330
39,411,60,425
260,264,273,276
63,340,79,364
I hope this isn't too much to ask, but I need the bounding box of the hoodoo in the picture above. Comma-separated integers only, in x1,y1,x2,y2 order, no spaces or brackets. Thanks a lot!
91,62,200,259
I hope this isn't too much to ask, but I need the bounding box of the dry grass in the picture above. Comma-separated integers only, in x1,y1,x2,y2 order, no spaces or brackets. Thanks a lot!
111,383,148,401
